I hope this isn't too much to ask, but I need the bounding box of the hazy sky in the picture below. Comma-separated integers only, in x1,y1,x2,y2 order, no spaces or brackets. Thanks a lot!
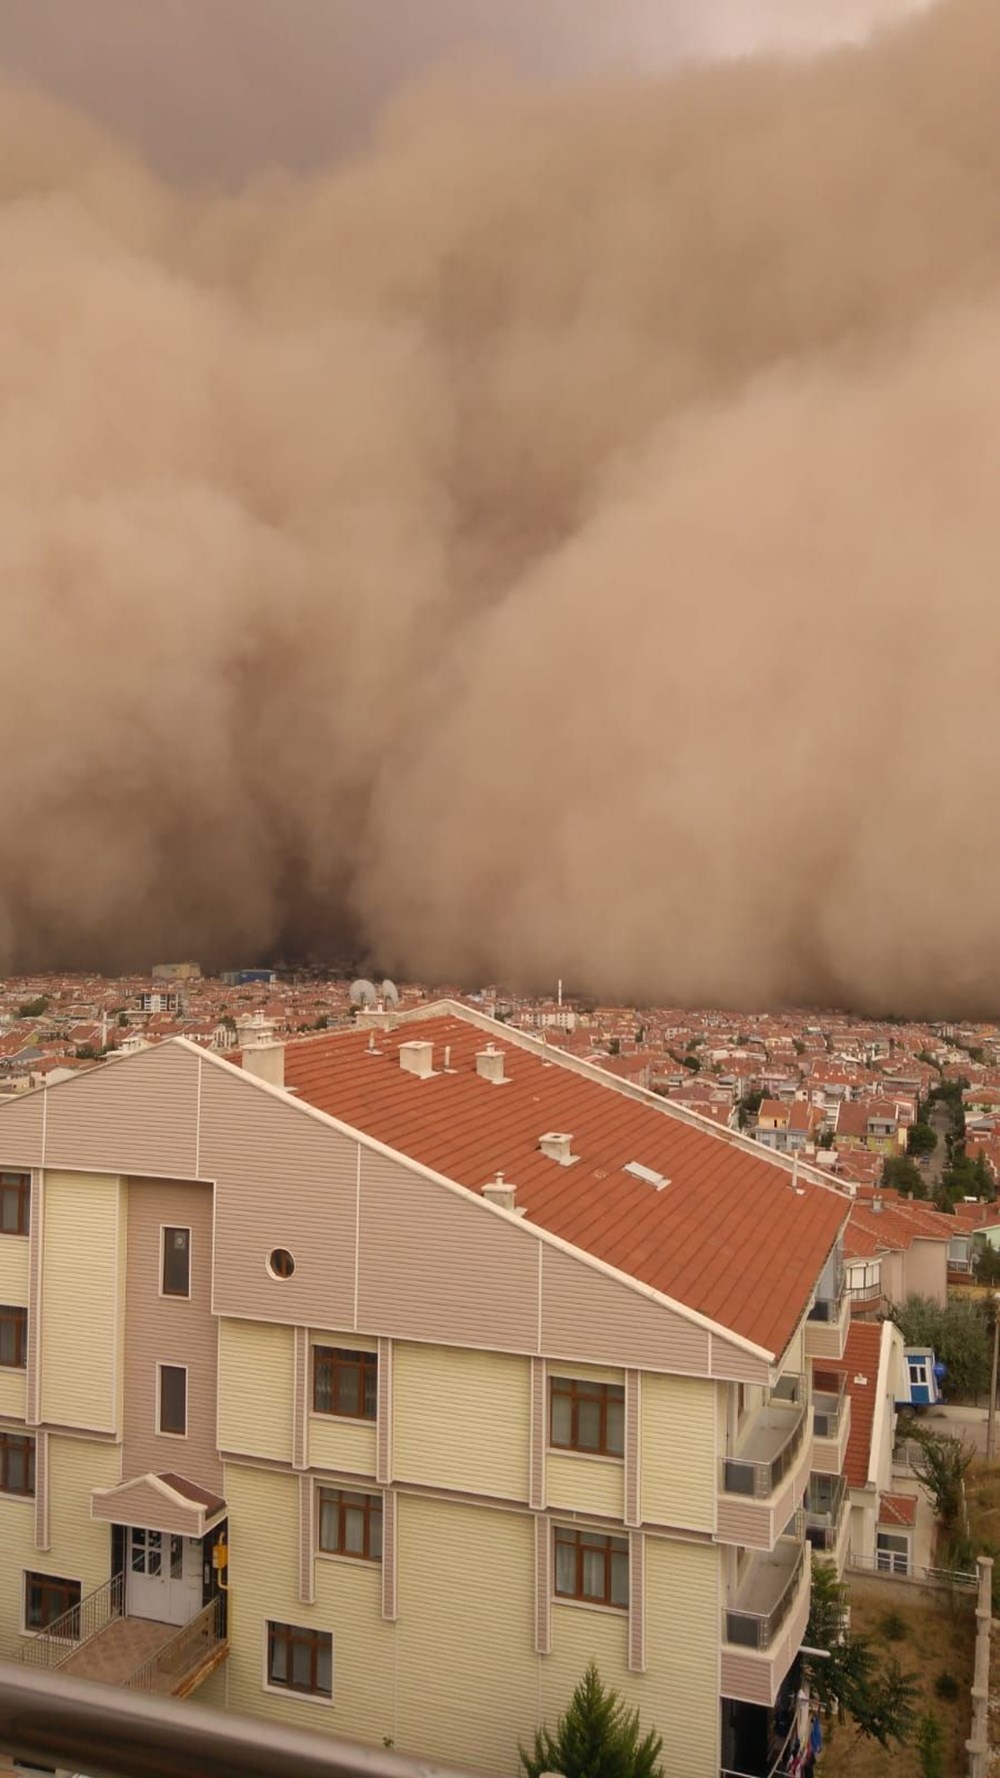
0,0,932,180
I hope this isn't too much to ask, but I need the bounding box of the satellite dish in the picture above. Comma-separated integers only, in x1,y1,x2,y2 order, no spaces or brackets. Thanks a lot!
381,979,400,1007
350,978,378,1008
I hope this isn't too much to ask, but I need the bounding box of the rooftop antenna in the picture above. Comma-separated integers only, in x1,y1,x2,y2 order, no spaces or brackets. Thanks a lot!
350,978,378,1009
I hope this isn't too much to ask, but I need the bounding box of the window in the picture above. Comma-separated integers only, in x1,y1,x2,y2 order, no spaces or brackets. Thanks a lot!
549,1376,624,1456
0,1305,27,1369
0,1173,29,1236
318,1488,382,1562
876,1532,910,1576
24,1572,81,1635
161,1228,190,1298
0,1430,35,1497
312,1347,376,1419
553,1527,629,1609
268,1248,295,1280
158,1364,187,1436
266,1621,333,1698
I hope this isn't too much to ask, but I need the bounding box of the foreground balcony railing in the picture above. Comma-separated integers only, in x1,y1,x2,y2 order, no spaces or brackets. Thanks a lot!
19,1574,124,1669
722,1378,807,1500
724,1537,806,1651
0,1659,471,1778
805,1473,847,1551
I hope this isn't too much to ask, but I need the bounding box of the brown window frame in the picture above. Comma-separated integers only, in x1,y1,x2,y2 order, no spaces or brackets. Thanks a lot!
0,1173,30,1237
266,1621,333,1698
0,1429,35,1497
312,1347,377,1420
0,1305,28,1370
161,1227,191,1299
317,1487,383,1563
553,1526,629,1610
24,1571,82,1635
157,1363,187,1436
549,1376,625,1457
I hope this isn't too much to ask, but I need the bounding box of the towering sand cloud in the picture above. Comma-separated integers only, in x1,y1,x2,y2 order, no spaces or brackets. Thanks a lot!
0,0,995,1013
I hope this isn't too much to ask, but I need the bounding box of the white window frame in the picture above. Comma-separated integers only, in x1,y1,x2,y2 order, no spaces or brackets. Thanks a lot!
261,1618,335,1706
156,1362,189,1439
159,1226,192,1301
876,1531,911,1576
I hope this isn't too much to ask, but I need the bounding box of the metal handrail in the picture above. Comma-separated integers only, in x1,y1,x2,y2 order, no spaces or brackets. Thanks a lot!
812,1391,844,1441
725,1540,806,1651
805,1475,847,1550
19,1572,124,1669
0,1659,473,1778
125,1597,225,1692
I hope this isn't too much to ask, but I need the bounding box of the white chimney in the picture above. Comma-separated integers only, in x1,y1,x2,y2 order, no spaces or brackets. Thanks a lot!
237,1016,285,1089
475,1045,507,1085
482,1170,517,1213
399,1040,434,1079
539,1131,575,1165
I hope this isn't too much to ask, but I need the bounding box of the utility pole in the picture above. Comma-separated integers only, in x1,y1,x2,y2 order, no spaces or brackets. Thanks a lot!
987,1294,1000,1463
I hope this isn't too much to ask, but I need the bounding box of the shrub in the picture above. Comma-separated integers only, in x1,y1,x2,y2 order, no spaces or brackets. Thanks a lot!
933,1671,959,1701
878,1609,908,1642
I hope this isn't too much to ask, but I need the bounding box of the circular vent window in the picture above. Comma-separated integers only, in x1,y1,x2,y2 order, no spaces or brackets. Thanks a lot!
267,1248,295,1280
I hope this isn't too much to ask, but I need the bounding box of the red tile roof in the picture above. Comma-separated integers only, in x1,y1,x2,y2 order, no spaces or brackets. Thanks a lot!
825,1320,883,1488
279,1014,848,1357
878,1491,918,1528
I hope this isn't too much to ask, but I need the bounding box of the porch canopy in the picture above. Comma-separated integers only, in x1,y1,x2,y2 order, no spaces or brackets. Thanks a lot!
92,1472,225,1539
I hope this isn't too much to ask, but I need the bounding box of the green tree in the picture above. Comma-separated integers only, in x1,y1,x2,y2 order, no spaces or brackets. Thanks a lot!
17,996,49,1019
904,1425,974,1527
890,1294,992,1400
737,1090,763,1130
117,1011,129,1028
805,1563,919,1749
974,1241,1000,1285
907,1123,938,1158
915,1710,946,1778
520,1661,663,1778
881,1155,926,1198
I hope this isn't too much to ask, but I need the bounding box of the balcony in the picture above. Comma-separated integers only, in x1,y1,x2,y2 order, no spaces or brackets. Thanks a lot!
848,1276,882,1309
805,1472,848,1555
804,1268,849,1360
725,1536,807,1651
18,1575,227,1698
722,1377,807,1501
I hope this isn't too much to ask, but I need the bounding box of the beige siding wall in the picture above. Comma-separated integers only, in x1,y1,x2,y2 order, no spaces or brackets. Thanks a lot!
0,1236,28,1303
395,1496,538,1769
218,1320,294,1463
544,1536,720,1778
393,1343,530,1501
224,1464,396,1743
0,1434,119,1660
123,1179,221,1493
40,1172,123,1433
546,1453,624,1519
0,1370,26,1418
642,1374,716,1532
309,1417,377,1478
904,1241,947,1307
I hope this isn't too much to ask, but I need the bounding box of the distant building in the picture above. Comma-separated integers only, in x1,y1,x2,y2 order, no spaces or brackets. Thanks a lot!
151,962,201,982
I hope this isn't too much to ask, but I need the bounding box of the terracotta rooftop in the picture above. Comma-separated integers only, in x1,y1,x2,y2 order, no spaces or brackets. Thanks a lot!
825,1319,883,1489
878,1491,918,1528
280,1013,848,1357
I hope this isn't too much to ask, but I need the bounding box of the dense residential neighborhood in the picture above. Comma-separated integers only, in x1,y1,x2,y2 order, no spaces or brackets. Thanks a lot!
3,979,999,1775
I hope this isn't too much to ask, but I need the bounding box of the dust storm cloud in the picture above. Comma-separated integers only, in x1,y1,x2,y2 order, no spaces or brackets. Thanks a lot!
0,0,997,1013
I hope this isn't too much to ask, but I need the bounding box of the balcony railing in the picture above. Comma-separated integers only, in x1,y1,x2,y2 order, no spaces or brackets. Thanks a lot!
848,1277,882,1305
723,1378,807,1500
19,1573,124,1669
725,1537,806,1651
805,1473,847,1551
0,1658,475,1778
807,1263,846,1322
124,1597,226,1694
812,1371,847,1441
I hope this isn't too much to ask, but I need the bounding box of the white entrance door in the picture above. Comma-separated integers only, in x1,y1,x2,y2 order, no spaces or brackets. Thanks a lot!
127,1530,203,1625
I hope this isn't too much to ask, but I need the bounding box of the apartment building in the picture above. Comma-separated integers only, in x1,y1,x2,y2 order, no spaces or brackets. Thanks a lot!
0,1008,850,1778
